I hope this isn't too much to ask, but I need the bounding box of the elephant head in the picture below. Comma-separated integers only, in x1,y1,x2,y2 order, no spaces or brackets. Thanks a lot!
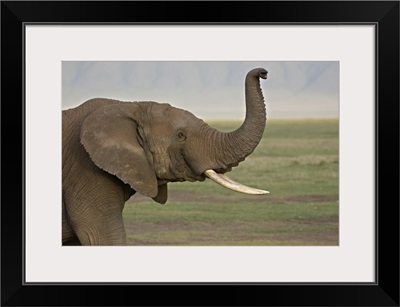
79,68,269,204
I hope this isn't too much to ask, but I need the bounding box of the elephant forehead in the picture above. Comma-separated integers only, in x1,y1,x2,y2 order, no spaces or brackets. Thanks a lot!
151,106,196,130
169,107,199,125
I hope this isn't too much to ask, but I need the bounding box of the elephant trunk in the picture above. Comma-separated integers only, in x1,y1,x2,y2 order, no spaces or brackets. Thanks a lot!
222,67,268,163
198,68,269,194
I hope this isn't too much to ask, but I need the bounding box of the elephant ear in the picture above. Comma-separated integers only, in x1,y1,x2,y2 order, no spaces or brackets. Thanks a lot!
80,104,158,199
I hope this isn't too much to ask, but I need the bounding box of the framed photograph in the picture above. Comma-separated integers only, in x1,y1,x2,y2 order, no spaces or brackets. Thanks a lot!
60,60,340,248
2,1,399,306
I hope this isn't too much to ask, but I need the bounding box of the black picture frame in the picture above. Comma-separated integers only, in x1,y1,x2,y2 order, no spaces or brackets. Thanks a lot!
2,1,399,306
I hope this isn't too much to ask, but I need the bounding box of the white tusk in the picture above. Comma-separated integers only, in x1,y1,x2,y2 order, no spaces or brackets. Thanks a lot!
204,169,269,195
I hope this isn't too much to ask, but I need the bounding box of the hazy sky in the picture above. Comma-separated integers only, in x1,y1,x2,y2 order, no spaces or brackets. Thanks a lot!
62,61,339,119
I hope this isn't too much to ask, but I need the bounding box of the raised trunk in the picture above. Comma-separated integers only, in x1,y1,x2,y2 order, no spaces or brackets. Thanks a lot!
206,68,268,172
186,68,269,195
200,68,269,194
224,67,268,163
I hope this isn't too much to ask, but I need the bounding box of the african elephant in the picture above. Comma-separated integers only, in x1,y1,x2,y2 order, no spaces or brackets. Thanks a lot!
62,68,269,246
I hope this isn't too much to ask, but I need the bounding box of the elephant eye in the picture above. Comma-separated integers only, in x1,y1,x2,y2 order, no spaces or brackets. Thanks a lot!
177,130,186,142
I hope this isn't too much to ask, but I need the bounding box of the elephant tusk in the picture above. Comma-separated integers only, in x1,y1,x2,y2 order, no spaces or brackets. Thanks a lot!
204,169,269,195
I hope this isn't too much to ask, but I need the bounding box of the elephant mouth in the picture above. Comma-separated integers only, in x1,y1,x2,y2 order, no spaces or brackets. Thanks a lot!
164,164,205,183
203,169,269,195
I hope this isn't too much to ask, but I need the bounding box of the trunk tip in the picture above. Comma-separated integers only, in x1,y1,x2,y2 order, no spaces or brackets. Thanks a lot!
248,68,268,80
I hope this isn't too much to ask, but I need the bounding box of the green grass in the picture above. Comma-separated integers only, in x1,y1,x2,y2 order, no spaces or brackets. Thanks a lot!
123,119,339,246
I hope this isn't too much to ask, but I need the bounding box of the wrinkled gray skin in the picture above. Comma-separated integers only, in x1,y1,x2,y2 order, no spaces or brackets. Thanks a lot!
62,68,268,245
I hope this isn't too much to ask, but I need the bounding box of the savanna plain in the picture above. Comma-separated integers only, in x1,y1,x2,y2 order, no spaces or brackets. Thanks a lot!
123,119,339,246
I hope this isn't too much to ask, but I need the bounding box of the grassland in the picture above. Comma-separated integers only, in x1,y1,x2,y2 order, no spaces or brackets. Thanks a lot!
123,119,339,246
